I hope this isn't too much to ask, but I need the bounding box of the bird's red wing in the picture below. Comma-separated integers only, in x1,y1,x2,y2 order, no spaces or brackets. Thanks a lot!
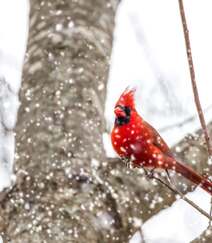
143,120,173,157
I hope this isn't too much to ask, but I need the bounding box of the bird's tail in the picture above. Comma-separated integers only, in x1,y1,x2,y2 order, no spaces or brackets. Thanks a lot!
166,157,212,195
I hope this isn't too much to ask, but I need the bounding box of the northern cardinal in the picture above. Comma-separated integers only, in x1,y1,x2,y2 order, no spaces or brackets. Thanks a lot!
111,87,212,195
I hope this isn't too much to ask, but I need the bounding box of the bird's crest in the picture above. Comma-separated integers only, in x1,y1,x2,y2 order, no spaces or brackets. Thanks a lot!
115,87,136,109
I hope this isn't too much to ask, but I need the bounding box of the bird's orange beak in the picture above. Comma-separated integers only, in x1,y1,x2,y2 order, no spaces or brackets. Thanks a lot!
114,106,125,117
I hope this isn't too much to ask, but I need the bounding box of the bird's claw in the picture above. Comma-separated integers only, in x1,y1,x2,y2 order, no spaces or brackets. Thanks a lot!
121,157,132,168
148,168,155,179
143,168,155,179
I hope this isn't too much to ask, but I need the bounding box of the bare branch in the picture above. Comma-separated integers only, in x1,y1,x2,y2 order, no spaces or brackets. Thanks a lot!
123,159,211,220
178,0,212,226
139,227,145,243
178,0,212,156
142,167,212,220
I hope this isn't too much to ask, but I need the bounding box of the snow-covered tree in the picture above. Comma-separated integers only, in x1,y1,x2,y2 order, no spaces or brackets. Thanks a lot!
0,0,211,242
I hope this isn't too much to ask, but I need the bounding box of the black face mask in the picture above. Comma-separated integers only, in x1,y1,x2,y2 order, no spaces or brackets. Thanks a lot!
115,105,131,126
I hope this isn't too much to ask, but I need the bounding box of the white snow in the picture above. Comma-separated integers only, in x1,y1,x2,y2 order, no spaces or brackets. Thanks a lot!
105,0,212,242
103,132,116,157
0,0,29,190
130,188,211,243
0,0,211,242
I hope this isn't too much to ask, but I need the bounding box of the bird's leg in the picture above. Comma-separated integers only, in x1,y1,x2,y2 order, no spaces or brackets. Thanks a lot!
165,169,172,183
148,168,156,179
121,156,131,168
165,169,181,191
142,167,156,179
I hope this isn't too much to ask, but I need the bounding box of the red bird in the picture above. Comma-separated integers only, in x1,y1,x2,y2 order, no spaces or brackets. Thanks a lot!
111,87,212,195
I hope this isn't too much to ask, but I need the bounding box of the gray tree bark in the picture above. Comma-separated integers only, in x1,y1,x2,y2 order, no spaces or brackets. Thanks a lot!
0,0,211,242
0,0,122,242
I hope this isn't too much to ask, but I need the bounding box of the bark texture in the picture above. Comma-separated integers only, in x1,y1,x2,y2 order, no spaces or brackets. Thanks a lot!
0,0,211,242
0,0,122,242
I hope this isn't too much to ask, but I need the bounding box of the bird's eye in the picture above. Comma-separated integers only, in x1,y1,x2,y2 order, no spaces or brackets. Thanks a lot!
123,106,131,116
115,105,131,116
114,105,131,126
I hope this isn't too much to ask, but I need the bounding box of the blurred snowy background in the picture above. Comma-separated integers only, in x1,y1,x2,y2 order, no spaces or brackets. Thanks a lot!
0,0,211,242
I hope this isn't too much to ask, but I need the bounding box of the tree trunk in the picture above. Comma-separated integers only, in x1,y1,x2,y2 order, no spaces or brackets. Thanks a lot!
0,0,211,242
0,0,122,242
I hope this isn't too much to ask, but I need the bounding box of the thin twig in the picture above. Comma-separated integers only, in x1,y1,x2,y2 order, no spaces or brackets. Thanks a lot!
142,167,212,220
178,0,212,225
139,227,145,243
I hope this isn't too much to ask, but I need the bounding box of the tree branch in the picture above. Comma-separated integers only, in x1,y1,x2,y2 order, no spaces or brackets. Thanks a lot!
178,0,212,226
142,167,212,220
